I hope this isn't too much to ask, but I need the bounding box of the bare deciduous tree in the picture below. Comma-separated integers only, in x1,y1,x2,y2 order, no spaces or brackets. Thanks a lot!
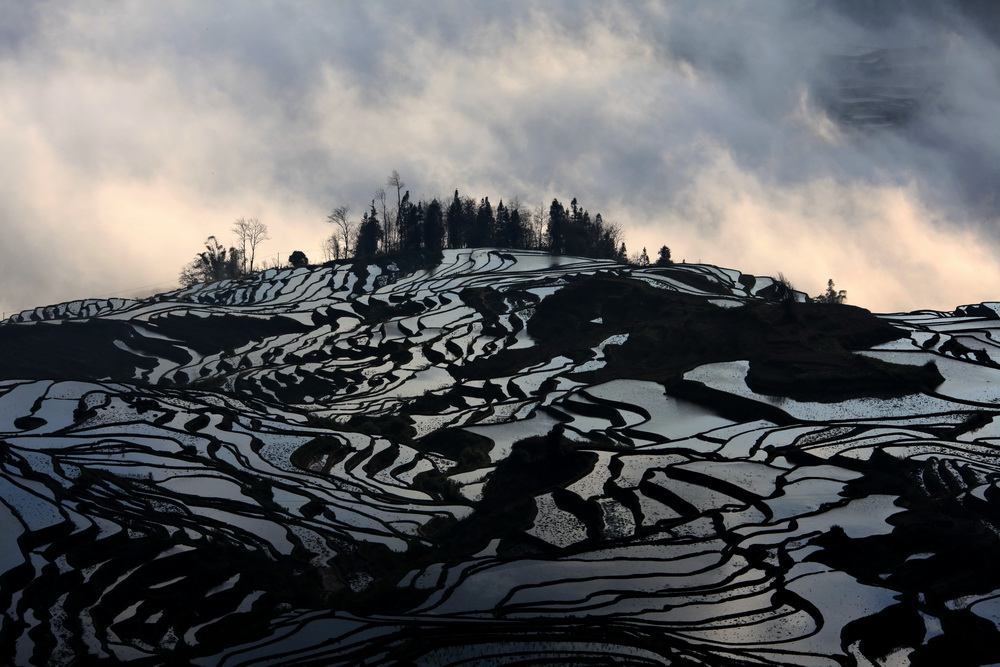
376,187,393,253
321,233,341,262
258,255,285,271
326,205,354,258
232,217,270,273
383,169,406,253
532,203,547,249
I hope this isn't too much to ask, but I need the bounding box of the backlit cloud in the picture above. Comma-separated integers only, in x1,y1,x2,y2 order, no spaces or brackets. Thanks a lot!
2,1,1000,316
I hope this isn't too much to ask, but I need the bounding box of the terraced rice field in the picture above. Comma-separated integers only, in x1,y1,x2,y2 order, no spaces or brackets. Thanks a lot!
2,249,1000,665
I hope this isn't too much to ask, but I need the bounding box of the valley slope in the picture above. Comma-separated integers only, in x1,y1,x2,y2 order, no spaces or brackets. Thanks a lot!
2,249,1000,665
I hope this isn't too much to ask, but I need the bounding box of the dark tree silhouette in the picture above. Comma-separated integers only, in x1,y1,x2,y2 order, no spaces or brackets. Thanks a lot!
179,236,244,286
446,190,466,249
495,200,526,249
424,198,445,251
468,197,494,247
321,233,341,262
231,217,269,273
326,205,355,259
495,200,510,247
655,246,672,266
545,197,623,259
461,196,477,246
398,190,412,250
548,199,568,255
508,206,525,249
773,273,797,304
814,279,847,304
355,202,383,258
289,251,309,267
508,198,529,249
400,194,423,252
593,215,622,260
564,198,590,256
329,179,635,262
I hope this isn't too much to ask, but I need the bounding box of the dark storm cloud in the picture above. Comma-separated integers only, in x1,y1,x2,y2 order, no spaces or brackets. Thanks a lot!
0,0,41,55
3,1,1000,316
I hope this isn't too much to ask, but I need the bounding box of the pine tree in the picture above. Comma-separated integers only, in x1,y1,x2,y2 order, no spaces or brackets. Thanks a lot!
508,206,525,249
461,196,477,246
424,198,445,251
355,202,383,258
446,190,465,249
548,199,568,254
495,200,510,247
564,198,589,255
400,192,424,252
592,214,615,259
470,197,494,247
398,190,413,250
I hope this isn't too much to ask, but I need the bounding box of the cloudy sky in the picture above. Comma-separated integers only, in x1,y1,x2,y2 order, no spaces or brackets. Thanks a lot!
3,0,1000,316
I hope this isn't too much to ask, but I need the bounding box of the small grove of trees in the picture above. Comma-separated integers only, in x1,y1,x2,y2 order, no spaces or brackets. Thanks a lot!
814,279,847,304
758,275,847,306
232,217,270,273
326,171,635,263
180,217,271,287
546,197,624,260
325,205,354,260
321,234,341,262
629,247,651,266
628,246,671,267
179,236,244,286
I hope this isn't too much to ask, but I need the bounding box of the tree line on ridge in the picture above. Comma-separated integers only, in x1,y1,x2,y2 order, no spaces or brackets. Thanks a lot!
176,170,844,305
323,170,635,264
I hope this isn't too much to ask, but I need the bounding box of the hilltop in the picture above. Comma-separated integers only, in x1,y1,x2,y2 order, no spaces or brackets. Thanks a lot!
2,249,1000,665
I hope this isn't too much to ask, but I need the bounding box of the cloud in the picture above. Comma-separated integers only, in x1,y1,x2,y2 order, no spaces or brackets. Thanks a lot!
2,1,1000,317
624,145,1000,311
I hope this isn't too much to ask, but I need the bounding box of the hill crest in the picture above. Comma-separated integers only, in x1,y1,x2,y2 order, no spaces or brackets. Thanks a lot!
3,249,1000,665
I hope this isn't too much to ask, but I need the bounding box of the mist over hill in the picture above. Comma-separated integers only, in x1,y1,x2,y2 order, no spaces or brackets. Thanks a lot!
3,249,1000,665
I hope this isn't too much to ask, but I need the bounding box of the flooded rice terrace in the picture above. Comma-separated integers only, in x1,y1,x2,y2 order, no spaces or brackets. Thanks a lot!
2,249,1000,665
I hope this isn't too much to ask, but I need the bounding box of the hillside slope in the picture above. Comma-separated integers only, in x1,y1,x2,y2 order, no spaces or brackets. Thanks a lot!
3,249,1000,665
